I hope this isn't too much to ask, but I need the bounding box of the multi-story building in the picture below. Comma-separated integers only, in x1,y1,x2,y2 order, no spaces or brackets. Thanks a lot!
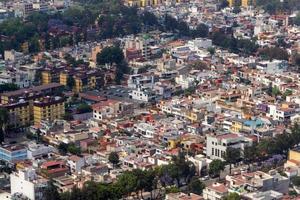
0,145,27,162
60,70,103,93
40,160,69,178
0,83,63,129
206,133,252,160
125,36,153,60
10,168,48,200
92,99,133,121
33,96,65,125
3,100,31,129
41,69,62,85
226,170,289,194
256,60,288,75
0,83,63,104
227,0,255,7
27,142,55,160
203,183,228,200
67,155,85,173
267,104,298,121
129,88,157,102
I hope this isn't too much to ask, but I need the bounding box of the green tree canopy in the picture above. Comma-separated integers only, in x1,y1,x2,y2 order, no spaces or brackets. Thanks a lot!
187,177,205,195
224,147,241,174
97,46,124,65
108,152,119,168
224,192,241,200
209,159,225,178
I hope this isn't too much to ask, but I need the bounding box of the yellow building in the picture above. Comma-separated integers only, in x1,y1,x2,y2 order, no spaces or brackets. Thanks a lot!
285,148,300,168
3,102,31,129
168,138,180,149
228,0,254,7
74,74,98,93
59,72,68,86
231,118,244,133
0,84,64,129
41,70,61,85
33,97,65,125
42,71,52,85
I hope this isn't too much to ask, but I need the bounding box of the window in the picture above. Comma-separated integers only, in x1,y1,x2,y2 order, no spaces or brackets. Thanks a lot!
212,148,214,155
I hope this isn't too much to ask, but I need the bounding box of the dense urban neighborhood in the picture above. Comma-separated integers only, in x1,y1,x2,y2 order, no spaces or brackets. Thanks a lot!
0,0,299,199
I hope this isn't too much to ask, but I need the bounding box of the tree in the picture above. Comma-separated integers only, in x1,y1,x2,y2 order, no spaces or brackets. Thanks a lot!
97,46,124,65
0,83,19,93
295,12,300,26
283,90,293,98
44,180,61,200
292,176,300,186
141,11,158,26
271,86,281,96
187,177,205,195
166,186,180,194
224,147,241,174
219,0,229,9
76,103,92,114
66,76,75,90
0,108,9,143
207,47,216,56
67,143,81,155
108,152,119,168
233,6,241,14
224,192,241,200
36,128,42,143
209,159,225,178
243,144,258,167
58,143,68,155
259,47,289,61
177,21,190,37
192,23,209,38
117,171,138,198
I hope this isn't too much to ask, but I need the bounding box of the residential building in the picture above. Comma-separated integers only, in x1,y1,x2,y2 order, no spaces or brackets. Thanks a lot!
67,155,85,173
27,142,55,160
226,170,289,194
129,88,157,102
228,0,255,7
0,145,27,163
206,134,252,160
40,161,69,178
10,168,48,200
242,190,283,200
33,96,65,125
256,60,288,75
203,183,228,200
92,99,133,121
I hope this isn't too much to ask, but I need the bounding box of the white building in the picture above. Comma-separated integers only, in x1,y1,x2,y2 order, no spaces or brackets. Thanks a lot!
206,134,252,161
10,168,48,200
134,122,156,138
67,155,85,173
243,190,283,200
129,88,157,102
175,75,195,89
267,104,297,121
27,142,55,159
188,38,213,49
257,60,288,74
203,183,228,200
